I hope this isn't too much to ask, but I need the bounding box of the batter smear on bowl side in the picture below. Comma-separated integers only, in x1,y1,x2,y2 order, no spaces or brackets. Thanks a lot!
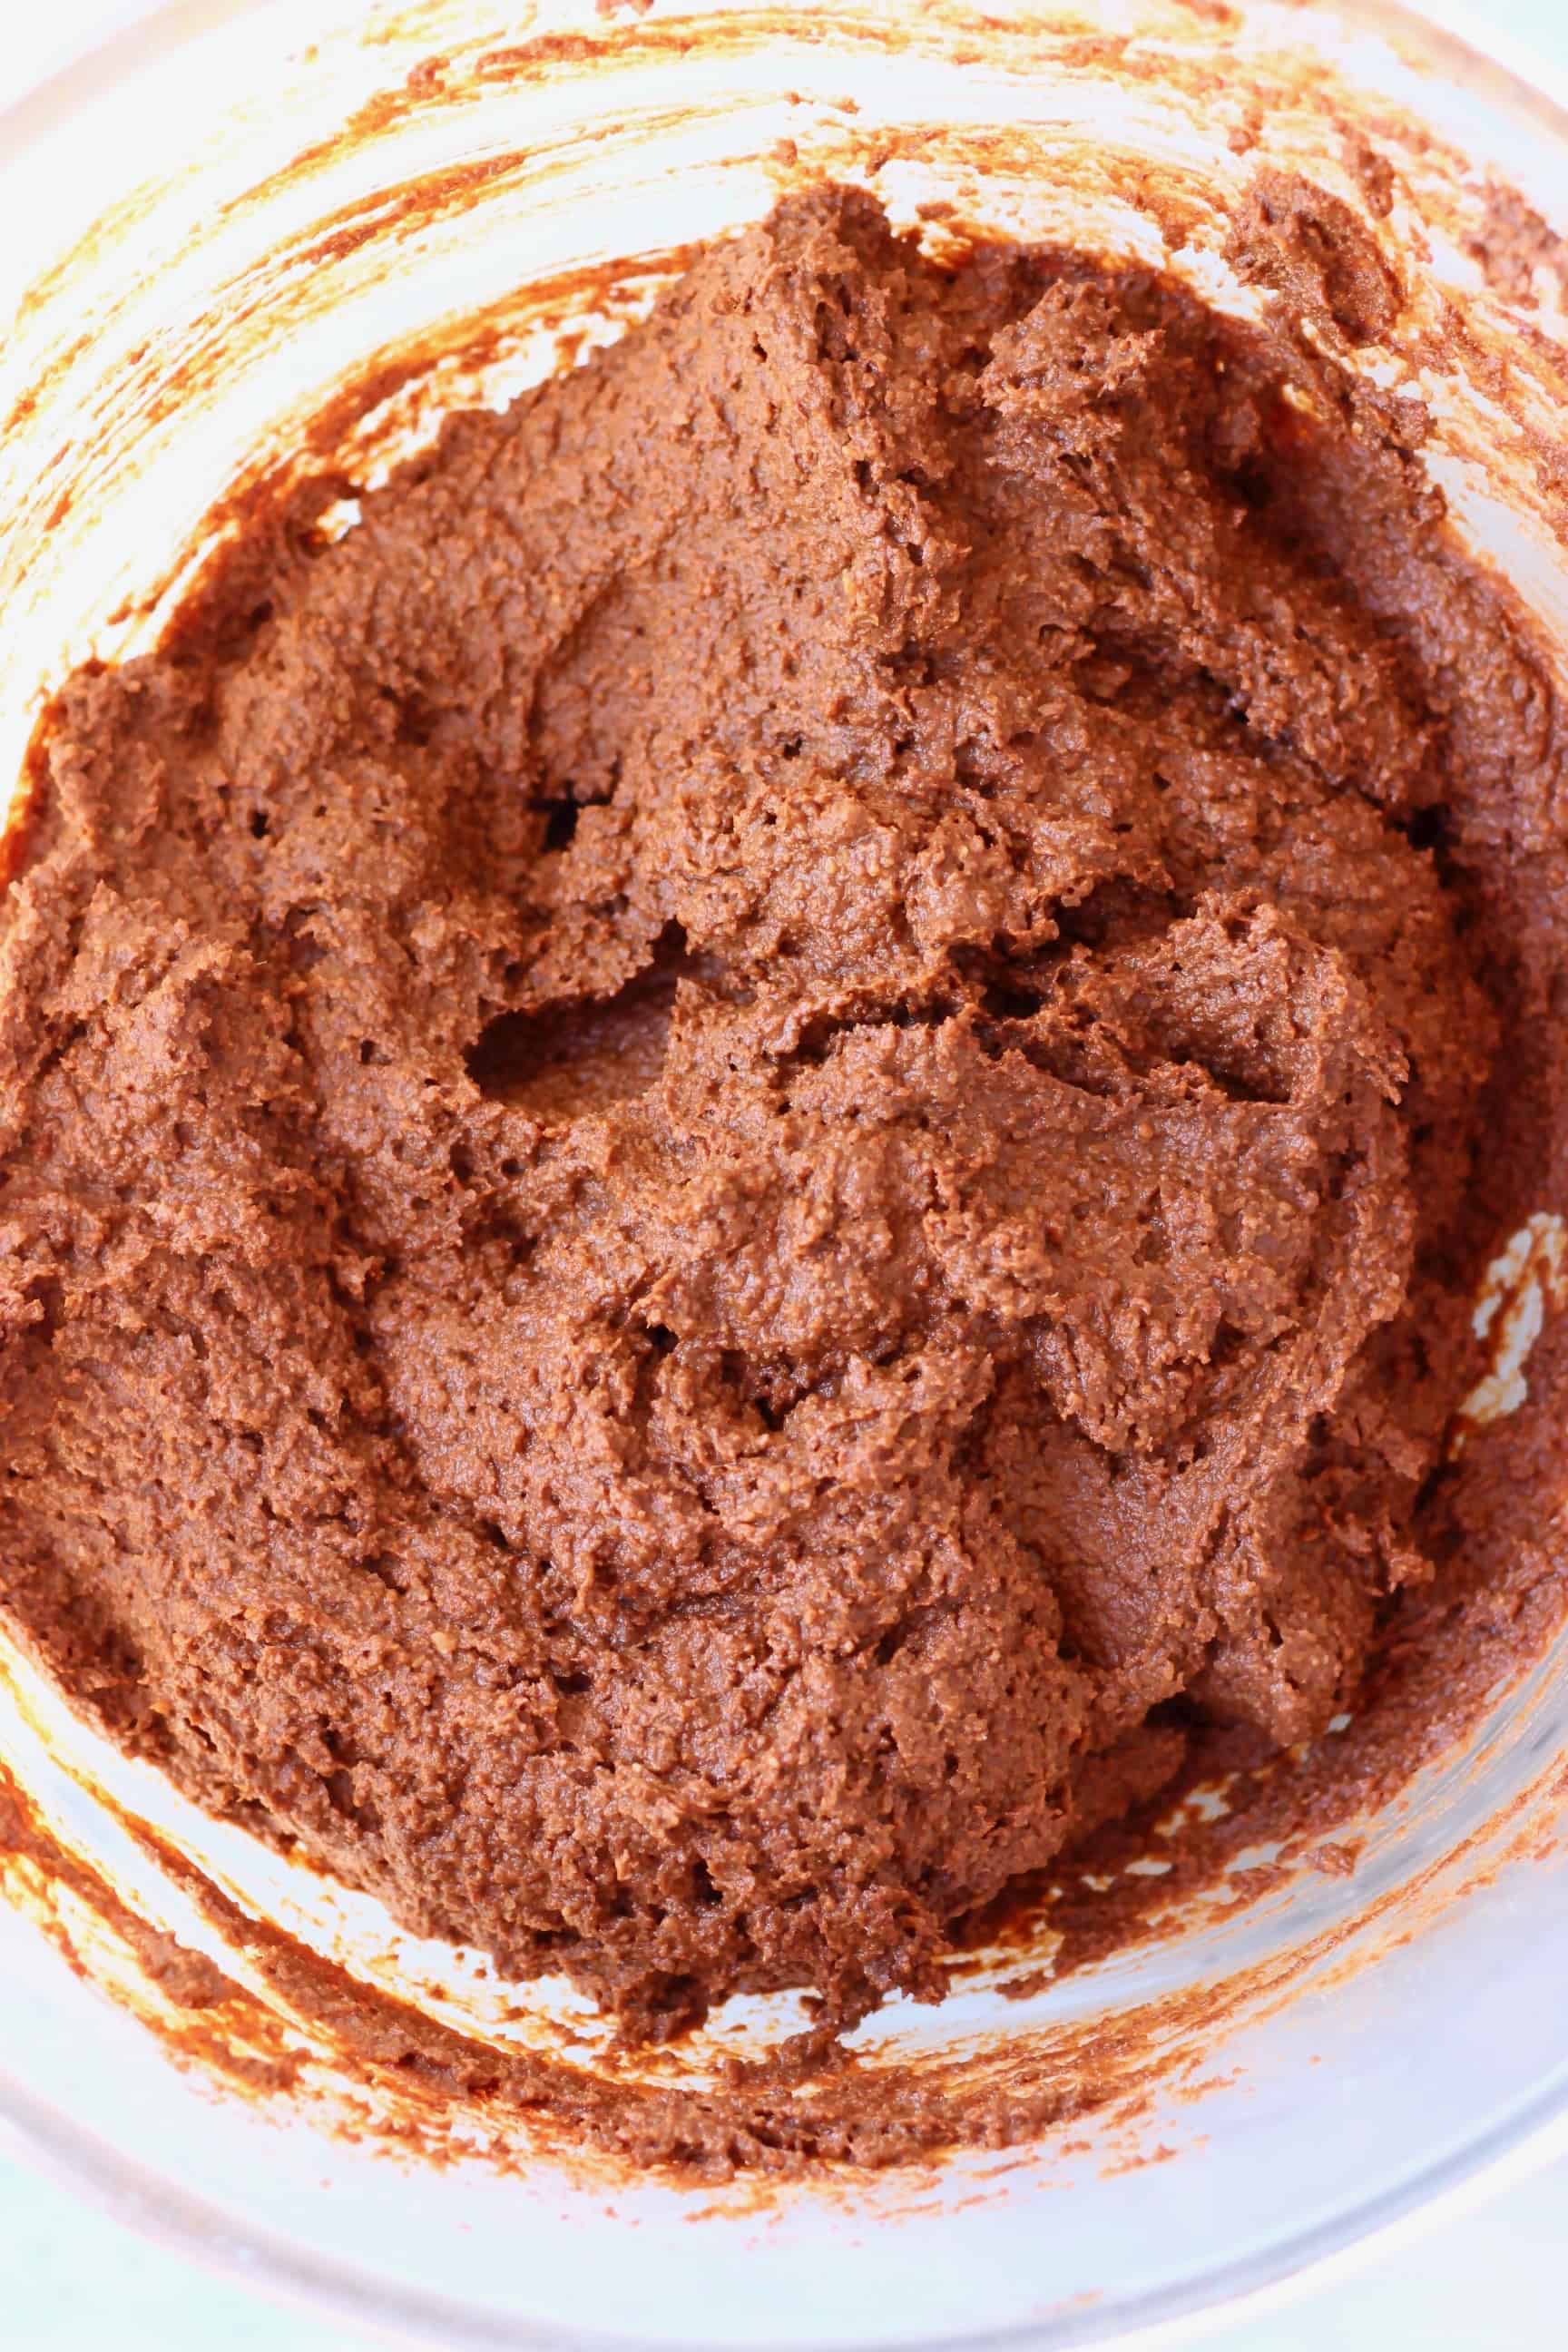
0,186,1549,2042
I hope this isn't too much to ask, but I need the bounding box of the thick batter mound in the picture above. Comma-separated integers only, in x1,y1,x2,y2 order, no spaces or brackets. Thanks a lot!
0,192,1513,2032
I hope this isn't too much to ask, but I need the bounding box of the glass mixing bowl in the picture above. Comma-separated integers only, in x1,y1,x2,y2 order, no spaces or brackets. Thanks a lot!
3,3,1568,2346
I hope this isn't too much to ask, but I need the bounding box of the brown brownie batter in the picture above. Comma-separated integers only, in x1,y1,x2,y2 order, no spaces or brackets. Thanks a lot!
0,191,1518,2035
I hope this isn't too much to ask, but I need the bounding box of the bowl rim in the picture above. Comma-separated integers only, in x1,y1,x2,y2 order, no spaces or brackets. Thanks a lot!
5,1,1568,2346
5,2034,1568,2352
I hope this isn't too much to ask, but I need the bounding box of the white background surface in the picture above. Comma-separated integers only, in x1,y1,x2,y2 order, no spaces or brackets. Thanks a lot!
3,1,1568,2345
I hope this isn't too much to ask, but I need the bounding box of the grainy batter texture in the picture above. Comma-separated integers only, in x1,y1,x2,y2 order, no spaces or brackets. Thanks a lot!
0,191,1510,2034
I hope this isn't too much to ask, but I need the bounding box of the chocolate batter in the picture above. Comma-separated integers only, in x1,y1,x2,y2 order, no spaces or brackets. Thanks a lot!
0,190,1530,2037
